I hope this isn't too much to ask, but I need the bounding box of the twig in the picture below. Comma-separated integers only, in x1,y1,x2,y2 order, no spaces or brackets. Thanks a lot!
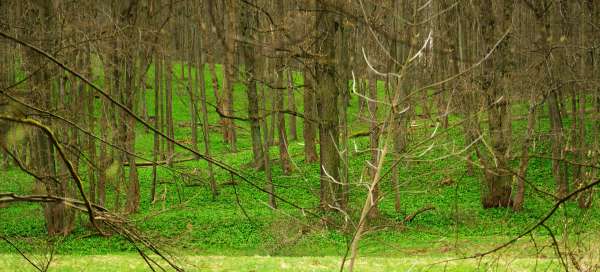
0,236,42,272
541,223,569,272
434,178,600,266
0,116,103,235
0,29,320,223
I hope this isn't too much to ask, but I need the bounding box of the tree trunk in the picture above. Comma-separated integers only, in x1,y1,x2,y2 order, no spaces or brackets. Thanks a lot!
196,36,218,199
287,70,297,141
261,77,276,208
222,0,237,152
315,2,341,210
20,0,76,235
548,91,568,198
165,58,175,165
189,29,199,155
83,50,97,204
240,0,264,170
478,0,514,208
151,54,162,203
276,71,292,175
367,74,379,218
303,69,318,163
124,45,139,214
513,101,537,211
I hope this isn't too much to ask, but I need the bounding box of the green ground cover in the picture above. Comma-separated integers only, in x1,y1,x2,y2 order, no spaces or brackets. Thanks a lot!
1,63,599,270
0,254,578,272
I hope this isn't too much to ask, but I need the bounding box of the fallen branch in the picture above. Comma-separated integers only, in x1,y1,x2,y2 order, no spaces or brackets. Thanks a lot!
0,115,101,235
404,205,436,223
0,193,108,213
123,157,196,167
0,192,183,271
0,29,318,223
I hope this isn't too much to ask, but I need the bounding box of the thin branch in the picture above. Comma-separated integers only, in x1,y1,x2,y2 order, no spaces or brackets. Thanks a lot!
0,236,43,272
434,178,600,266
0,116,102,235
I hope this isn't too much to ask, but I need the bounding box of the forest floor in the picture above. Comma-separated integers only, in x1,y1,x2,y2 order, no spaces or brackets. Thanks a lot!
0,254,578,271
1,64,600,271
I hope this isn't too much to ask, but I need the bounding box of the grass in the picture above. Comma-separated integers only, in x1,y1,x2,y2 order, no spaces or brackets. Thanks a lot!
1,62,600,270
0,254,572,272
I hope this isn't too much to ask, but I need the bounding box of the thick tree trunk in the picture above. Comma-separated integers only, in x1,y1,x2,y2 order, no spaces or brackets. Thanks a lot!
239,0,263,170
315,3,341,210
478,1,514,208
21,0,75,234
337,13,353,212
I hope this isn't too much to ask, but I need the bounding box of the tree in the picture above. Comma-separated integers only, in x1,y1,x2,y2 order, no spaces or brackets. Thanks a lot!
476,0,515,208
315,0,341,210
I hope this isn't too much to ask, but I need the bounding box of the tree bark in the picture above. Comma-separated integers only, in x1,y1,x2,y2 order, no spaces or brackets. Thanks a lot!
165,58,175,166
315,2,341,210
287,70,298,141
367,73,379,218
240,0,264,170
195,21,218,198
303,68,318,163
222,0,237,152
513,100,537,211
21,0,75,234
478,0,514,208
151,54,162,203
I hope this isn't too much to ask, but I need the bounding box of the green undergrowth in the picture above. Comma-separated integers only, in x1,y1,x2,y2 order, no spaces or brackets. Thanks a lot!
1,63,599,260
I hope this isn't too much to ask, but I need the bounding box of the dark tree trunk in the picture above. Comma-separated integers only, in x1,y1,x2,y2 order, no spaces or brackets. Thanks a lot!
478,0,514,208
315,2,341,210
239,0,264,170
